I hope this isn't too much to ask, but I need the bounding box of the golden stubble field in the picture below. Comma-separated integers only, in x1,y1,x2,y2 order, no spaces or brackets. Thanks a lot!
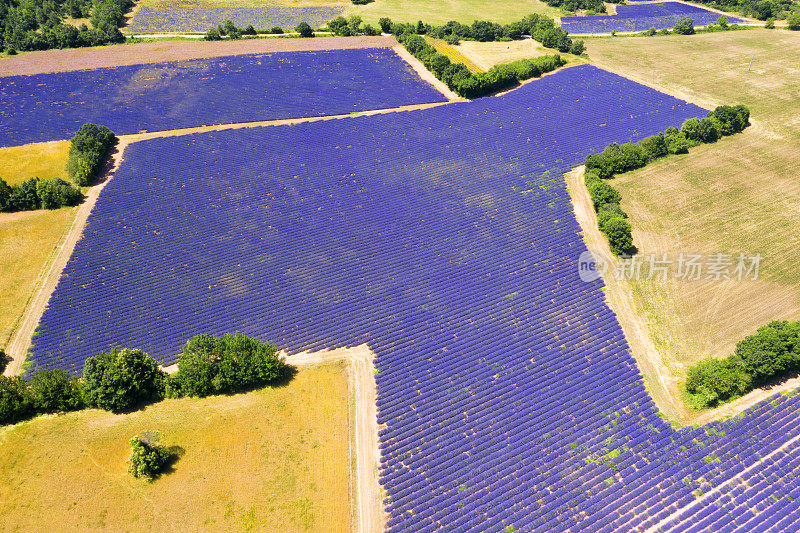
0,141,75,350
0,362,352,531
585,30,800,385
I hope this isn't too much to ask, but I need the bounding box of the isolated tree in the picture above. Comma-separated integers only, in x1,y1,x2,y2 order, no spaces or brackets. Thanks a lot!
204,27,221,41
83,348,165,412
569,39,585,55
128,431,172,481
673,17,695,35
295,21,314,37
717,15,729,28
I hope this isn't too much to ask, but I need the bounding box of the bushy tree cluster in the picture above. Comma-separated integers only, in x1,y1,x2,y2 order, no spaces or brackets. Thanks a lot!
384,14,583,55
66,123,117,186
326,15,379,36
544,0,614,14
0,369,85,425
673,17,696,34
585,171,632,255
0,0,130,53
399,33,566,99
83,348,166,412
128,431,172,480
0,177,83,213
688,0,796,21
165,333,286,398
687,321,800,409
203,19,258,40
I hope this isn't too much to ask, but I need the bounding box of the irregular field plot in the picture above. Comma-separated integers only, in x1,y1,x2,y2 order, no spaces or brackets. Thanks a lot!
0,47,446,147
0,363,351,531
560,2,743,33
343,0,560,25
128,5,345,33
0,141,70,186
586,30,800,372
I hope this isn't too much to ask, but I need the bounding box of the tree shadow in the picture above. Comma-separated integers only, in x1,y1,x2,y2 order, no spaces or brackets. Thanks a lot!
155,445,185,478
91,140,122,187
0,350,10,374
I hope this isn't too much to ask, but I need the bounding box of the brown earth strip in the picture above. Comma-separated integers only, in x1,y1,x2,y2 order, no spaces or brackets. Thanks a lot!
0,35,397,77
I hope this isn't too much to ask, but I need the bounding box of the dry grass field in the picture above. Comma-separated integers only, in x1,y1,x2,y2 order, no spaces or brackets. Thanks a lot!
0,362,352,531
346,0,559,26
453,37,562,70
586,30,800,383
0,142,75,350
0,141,70,186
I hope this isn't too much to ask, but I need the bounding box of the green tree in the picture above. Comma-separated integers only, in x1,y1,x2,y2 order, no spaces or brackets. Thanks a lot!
602,216,633,255
36,177,83,209
673,17,695,35
638,133,668,161
0,376,34,425
378,17,392,34
204,27,221,41
787,11,800,30
128,431,172,480
717,15,728,28
0,178,12,212
29,368,85,413
586,179,622,211
685,357,751,408
9,178,40,211
83,348,165,413
66,123,117,186
295,21,314,37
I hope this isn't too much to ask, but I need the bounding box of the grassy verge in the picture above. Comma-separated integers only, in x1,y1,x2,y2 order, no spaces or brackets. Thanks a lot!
0,141,70,186
0,362,351,531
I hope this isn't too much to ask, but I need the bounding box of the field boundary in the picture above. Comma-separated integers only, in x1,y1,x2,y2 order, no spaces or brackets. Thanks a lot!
392,44,461,101
565,165,800,425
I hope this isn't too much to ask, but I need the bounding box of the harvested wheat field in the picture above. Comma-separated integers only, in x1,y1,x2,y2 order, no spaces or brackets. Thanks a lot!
586,30,800,378
0,363,351,532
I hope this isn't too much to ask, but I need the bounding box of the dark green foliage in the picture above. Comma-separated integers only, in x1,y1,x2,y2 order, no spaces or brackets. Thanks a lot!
295,21,313,37
568,39,585,56
204,27,221,41
362,23,380,36
8,178,40,211
351,0,373,4
673,17,695,34
584,143,646,178
66,123,117,186
686,320,800,409
765,17,775,28
681,117,719,143
717,15,729,27
328,16,351,35
378,17,391,33
602,216,633,255
269,26,284,34
471,20,503,42
427,53,451,76
83,348,165,413
168,333,287,398
686,357,751,408
0,0,130,52
36,177,83,209
544,0,606,13
587,179,622,211
3,379,28,416
29,368,85,413
0,376,34,425
597,203,627,233
788,11,800,29
128,431,172,480
638,133,668,161
664,126,693,154
707,104,749,135
243,24,256,36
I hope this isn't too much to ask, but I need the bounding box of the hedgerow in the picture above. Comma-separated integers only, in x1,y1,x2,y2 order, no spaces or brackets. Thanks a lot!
0,177,82,213
584,104,750,255
687,321,800,409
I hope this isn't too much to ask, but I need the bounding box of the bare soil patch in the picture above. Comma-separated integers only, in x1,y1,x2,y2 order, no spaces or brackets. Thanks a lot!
0,35,397,77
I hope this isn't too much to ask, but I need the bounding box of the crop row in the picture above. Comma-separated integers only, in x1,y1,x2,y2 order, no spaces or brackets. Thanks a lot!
0,47,447,147
561,2,744,33
27,64,800,531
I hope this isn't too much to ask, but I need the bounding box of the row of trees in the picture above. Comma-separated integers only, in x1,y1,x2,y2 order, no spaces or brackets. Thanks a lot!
689,0,796,21
686,321,800,409
401,32,567,99
0,333,289,425
66,123,117,186
0,0,130,54
583,105,750,255
205,19,314,40
545,0,617,16
0,176,83,212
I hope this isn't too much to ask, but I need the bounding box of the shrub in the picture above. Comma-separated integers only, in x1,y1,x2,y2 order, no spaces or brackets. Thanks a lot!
243,24,256,36
597,203,627,233
569,40,585,56
378,17,392,33
686,357,751,408
717,15,728,28
788,11,800,30
764,18,775,28
708,104,750,135
638,133,668,161
295,22,314,37
587,179,622,211
0,179,10,211
735,321,800,382
128,432,172,480
681,117,719,143
270,26,284,34
29,368,86,413
351,0,373,4
0,376,34,425
66,123,117,186
673,17,695,35
427,53,451,76
664,127,693,154
8,178,40,211
169,333,286,398
204,28,221,41
83,348,165,413
602,216,633,255
363,24,380,36
645,27,657,36
36,178,83,209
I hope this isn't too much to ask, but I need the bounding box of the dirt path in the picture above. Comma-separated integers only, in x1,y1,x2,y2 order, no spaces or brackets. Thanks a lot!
565,167,689,421
392,45,461,101
0,35,397,77
3,139,131,377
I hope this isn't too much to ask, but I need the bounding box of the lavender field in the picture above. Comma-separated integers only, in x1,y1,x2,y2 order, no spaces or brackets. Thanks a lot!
561,2,744,33
28,64,800,530
0,48,447,147
127,5,344,33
